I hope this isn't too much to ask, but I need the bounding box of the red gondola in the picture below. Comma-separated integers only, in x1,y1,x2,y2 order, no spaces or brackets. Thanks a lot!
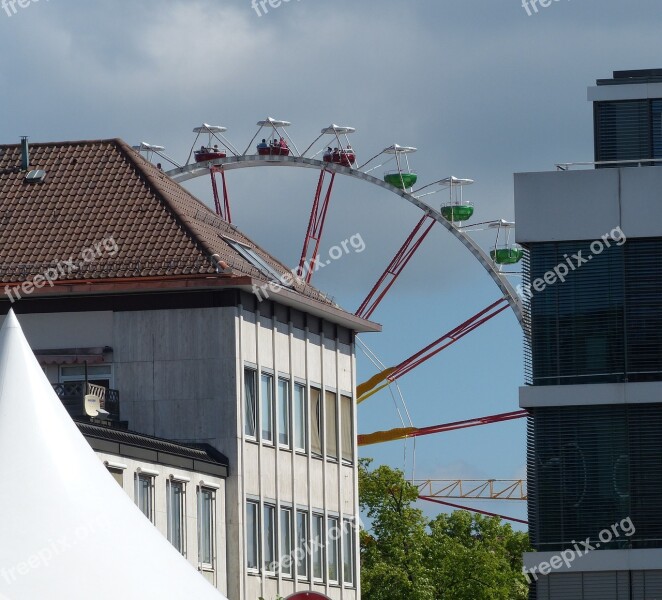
323,147,356,167
194,146,227,162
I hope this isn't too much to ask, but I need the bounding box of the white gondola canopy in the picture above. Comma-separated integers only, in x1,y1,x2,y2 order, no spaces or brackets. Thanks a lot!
320,124,356,135
256,117,291,127
384,144,417,154
193,124,228,133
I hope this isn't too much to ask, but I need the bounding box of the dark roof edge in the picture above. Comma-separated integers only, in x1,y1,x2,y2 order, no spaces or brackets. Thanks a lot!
76,420,229,470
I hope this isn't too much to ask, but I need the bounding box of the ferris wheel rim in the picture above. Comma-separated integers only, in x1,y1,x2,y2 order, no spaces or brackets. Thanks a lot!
165,154,524,326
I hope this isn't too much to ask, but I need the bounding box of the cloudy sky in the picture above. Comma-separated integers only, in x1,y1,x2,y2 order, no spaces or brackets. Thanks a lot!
2,0,661,524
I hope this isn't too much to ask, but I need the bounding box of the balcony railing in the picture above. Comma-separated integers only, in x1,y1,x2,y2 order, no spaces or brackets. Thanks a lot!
51,382,120,421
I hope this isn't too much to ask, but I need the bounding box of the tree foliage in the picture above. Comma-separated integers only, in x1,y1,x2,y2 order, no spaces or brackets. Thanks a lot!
359,459,531,600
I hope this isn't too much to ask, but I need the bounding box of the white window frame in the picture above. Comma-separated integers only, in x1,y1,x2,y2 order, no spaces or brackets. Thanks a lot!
279,507,293,578
312,513,325,582
310,387,323,458
325,391,339,461
296,509,309,581
197,487,216,571
246,500,260,573
278,377,291,449
294,383,307,453
342,518,356,587
327,516,340,584
244,367,258,440
263,503,277,574
341,394,354,464
135,472,155,523
167,478,187,556
261,373,274,445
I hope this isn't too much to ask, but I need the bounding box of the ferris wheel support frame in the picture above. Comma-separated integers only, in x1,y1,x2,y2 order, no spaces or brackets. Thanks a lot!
165,155,524,327
356,213,436,320
299,169,336,283
209,166,232,223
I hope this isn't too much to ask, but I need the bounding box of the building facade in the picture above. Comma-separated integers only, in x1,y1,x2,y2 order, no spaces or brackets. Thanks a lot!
79,422,229,593
0,138,378,600
517,70,662,599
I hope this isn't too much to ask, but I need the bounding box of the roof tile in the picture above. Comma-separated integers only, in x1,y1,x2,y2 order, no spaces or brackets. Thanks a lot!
0,139,333,306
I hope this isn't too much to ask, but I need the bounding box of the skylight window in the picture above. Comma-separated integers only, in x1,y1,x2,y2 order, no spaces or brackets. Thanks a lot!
224,238,291,286
25,169,46,183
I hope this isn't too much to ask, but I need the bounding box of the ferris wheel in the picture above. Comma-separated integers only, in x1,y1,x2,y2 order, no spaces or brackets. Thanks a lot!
136,118,529,523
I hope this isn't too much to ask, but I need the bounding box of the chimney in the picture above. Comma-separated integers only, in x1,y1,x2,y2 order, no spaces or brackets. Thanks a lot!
20,136,29,171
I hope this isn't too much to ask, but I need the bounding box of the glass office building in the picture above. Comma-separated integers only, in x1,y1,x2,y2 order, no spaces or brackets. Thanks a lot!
593,70,662,165
516,70,662,599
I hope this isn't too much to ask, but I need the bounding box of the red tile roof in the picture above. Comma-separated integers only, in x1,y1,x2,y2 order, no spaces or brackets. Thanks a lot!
0,138,333,305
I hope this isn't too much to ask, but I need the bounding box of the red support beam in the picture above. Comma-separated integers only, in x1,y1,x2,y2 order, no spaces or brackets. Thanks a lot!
418,496,528,525
389,297,510,382
410,410,529,439
357,409,528,446
210,166,232,223
356,214,436,320
299,169,336,284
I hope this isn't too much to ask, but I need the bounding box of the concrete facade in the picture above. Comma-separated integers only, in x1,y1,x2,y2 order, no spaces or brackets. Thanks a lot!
20,301,360,600
92,448,228,594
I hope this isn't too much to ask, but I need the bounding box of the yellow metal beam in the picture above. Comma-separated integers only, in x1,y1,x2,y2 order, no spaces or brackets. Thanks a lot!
414,479,527,501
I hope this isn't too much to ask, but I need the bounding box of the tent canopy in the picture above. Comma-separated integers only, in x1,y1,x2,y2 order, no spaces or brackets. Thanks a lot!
0,310,227,600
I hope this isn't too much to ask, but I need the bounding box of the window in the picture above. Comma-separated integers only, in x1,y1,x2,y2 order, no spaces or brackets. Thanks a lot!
246,501,260,571
310,388,323,456
261,374,274,443
312,514,325,581
278,378,291,448
263,504,276,572
327,517,340,583
341,395,353,463
167,479,186,555
343,519,355,586
198,488,215,568
135,474,154,522
225,238,289,285
294,383,307,452
244,368,257,438
296,510,309,580
526,240,662,386
280,508,293,577
60,364,113,388
325,391,338,460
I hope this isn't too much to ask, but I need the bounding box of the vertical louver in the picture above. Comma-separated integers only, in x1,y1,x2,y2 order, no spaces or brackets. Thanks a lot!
594,100,651,164
523,238,662,385
528,404,662,552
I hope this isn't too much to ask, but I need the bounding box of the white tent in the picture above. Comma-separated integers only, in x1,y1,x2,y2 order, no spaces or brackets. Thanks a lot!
0,310,228,600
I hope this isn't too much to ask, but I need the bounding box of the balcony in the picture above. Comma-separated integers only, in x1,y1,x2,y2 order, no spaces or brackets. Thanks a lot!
51,382,121,422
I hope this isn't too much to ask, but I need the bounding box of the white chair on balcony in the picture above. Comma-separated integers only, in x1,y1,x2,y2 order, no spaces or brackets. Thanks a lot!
84,383,110,419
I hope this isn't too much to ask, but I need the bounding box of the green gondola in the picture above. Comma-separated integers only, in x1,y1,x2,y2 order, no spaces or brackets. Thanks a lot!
441,204,474,222
384,172,418,189
490,247,524,265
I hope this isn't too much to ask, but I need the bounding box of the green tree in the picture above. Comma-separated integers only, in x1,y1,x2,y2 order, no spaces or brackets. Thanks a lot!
359,459,531,600
359,459,435,600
